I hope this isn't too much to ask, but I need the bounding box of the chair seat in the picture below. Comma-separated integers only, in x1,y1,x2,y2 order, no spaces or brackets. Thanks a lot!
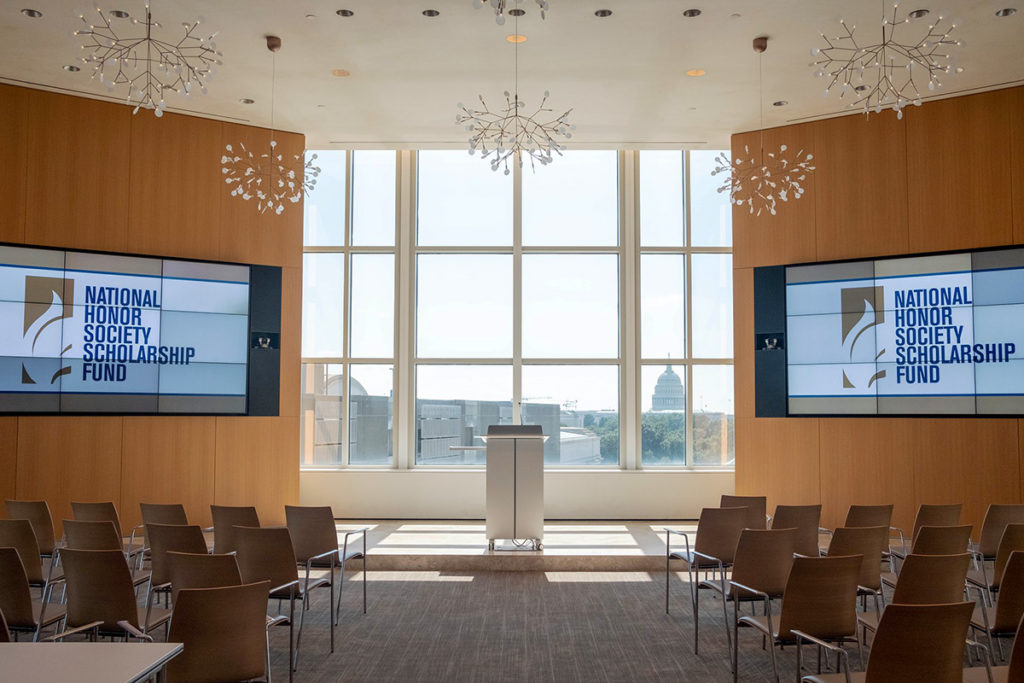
880,570,897,589
667,550,727,570
269,576,330,601
142,605,173,632
29,560,64,588
737,614,778,640
962,666,1007,683
967,567,996,591
856,610,881,633
130,569,152,588
9,601,68,632
970,602,1017,637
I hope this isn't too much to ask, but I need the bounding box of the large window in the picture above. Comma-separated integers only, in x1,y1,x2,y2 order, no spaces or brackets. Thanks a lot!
301,148,732,468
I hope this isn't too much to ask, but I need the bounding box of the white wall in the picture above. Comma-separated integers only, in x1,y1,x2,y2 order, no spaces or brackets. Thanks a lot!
300,469,734,519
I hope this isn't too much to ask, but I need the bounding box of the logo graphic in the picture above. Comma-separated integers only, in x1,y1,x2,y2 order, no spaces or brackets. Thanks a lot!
22,276,74,385
840,286,886,388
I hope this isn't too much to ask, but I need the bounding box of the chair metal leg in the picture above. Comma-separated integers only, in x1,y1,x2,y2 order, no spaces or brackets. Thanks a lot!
335,558,346,626
362,538,367,614
767,634,779,683
288,594,294,683
690,565,699,654
732,598,740,682
265,628,273,683
665,536,671,614
293,595,308,673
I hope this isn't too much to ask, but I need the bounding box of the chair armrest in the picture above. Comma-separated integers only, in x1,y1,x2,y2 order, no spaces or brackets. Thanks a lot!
966,640,995,683
116,620,154,642
728,580,769,600
663,528,692,562
307,549,340,564
690,550,723,566
270,579,301,595
43,621,102,642
342,527,370,539
791,630,850,683
266,614,289,630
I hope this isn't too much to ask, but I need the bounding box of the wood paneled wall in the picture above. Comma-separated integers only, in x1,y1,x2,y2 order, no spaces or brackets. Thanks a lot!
733,86,1024,534
0,85,301,532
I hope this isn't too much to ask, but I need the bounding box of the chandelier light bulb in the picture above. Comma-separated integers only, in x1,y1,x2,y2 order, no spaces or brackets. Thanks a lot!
474,0,550,24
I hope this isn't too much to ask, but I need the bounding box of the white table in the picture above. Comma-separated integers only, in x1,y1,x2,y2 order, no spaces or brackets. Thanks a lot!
0,642,183,682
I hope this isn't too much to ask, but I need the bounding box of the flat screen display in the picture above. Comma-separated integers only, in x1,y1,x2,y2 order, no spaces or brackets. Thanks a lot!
0,245,250,414
786,248,1024,415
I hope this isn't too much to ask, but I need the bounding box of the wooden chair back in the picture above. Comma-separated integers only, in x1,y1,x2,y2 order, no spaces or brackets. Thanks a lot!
4,500,56,556
910,525,971,555
140,503,188,526
0,547,35,629
693,507,748,566
285,505,338,564
1007,613,1024,680
993,524,1024,590
0,520,44,585
827,525,888,591
993,552,1024,633
146,524,207,587
210,505,260,554
70,501,124,535
777,554,862,641
720,495,767,530
979,504,1024,559
166,582,271,683
60,548,138,631
234,526,298,589
63,519,123,552
845,504,893,528
863,602,973,683
730,528,797,599
166,551,242,605
890,553,971,605
771,504,821,557
911,504,962,540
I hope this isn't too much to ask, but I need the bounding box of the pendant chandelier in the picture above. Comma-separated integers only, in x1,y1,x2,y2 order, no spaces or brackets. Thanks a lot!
811,2,962,119
711,37,816,217
221,36,320,216
74,0,221,116
473,0,550,25
456,9,573,174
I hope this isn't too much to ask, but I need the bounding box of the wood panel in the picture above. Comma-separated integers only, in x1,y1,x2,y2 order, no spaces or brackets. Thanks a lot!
818,419,917,531
0,85,29,243
1012,87,1024,244
279,266,301,417
813,112,909,261
15,417,123,534
127,111,223,259
218,124,303,268
24,90,131,253
120,417,217,529
0,418,18,504
214,417,299,525
734,417,820,515
733,268,754,419
905,89,1014,253
731,123,818,269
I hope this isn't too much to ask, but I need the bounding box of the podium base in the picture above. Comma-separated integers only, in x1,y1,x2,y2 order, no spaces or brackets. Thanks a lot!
489,539,542,552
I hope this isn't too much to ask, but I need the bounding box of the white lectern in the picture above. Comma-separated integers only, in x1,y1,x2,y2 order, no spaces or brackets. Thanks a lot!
483,425,547,551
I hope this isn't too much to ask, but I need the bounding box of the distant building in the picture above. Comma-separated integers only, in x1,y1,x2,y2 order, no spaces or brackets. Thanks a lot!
652,365,685,411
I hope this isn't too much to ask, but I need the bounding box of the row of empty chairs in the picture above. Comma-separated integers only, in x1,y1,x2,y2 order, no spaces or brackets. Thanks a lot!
0,499,368,682
666,496,1024,681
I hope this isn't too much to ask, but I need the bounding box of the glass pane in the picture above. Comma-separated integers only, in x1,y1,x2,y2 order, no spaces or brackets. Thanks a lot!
351,150,396,246
521,365,619,466
641,364,686,466
300,363,344,466
302,253,344,357
417,254,513,358
349,364,393,466
303,150,346,246
639,151,684,246
522,151,618,246
350,254,394,358
691,254,733,358
417,151,512,246
415,365,513,465
641,254,685,360
692,364,735,466
690,150,732,247
522,254,618,358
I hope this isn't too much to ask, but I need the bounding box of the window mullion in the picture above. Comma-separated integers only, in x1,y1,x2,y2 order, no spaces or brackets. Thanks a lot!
513,156,523,424
684,150,694,467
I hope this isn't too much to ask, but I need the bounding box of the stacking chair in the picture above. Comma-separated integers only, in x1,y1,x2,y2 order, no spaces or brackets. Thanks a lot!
881,524,972,588
167,582,273,683
819,505,894,555
285,505,368,623
963,611,1024,683
857,553,972,639
889,503,962,560
62,520,151,588
60,548,170,640
234,526,331,676
976,505,1024,564
167,551,244,604
772,505,823,557
146,524,208,606
4,500,58,558
70,501,144,559
0,547,66,641
798,602,976,683
732,554,863,683
664,506,748,653
211,505,260,554
970,551,1024,663
699,528,796,670
720,495,768,530
825,526,889,611
0,519,62,601
969,524,1024,605
139,502,188,526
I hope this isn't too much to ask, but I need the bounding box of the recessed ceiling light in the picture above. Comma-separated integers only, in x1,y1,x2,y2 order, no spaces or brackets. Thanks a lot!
509,8,525,16
730,12,742,19
686,69,706,77
506,34,527,43
305,13,317,20
908,8,930,19
317,104,326,108
331,68,351,77
62,64,80,72
594,9,612,17
683,9,702,18
239,98,255,104
422,9,439,17
773,100,788,107
336,9,354,17
109,10,129,18
996,7,1017,16
854,84,869,92
20,8,42,18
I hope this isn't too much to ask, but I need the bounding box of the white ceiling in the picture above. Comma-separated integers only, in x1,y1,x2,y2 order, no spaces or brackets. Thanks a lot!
1,0,1022,148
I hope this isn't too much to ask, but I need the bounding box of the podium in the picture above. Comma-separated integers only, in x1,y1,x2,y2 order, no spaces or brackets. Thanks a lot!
483,425,547,551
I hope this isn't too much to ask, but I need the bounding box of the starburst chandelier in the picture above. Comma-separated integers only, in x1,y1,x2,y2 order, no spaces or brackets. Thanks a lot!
74,1,221,116
711,37,815,217
221,36,320,216
456,10,573,174
473,0,549,25
811,2,962,119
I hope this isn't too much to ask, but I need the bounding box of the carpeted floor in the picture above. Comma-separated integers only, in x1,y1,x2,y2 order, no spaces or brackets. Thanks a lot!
262,569,850,683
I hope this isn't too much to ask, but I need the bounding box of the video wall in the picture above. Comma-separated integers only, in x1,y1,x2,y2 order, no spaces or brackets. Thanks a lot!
784,248,1024,415
0,245,251,414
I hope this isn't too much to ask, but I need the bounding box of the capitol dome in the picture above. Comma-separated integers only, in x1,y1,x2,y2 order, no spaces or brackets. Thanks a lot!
652,365,685,411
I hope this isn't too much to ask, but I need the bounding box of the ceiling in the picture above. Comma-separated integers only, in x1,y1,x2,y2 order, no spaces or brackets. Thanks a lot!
1,0,1022,148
